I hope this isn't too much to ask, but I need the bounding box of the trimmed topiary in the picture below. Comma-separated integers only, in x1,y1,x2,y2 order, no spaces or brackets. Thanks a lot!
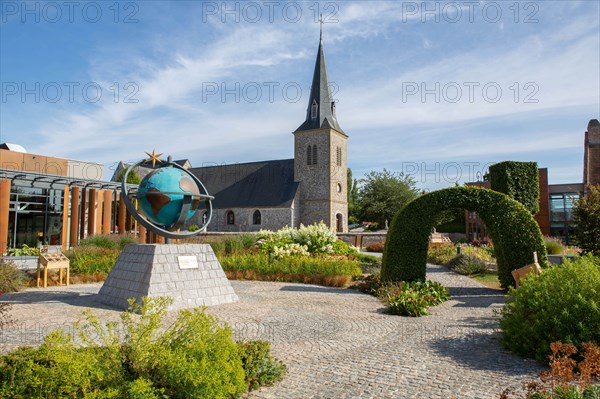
381,186,548,289
489,161,540,215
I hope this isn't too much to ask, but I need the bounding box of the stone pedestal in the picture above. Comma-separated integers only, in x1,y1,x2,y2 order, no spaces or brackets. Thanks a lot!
97,244,238,310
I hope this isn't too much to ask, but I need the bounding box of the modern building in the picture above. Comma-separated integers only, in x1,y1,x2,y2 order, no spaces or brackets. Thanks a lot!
465,118,598,244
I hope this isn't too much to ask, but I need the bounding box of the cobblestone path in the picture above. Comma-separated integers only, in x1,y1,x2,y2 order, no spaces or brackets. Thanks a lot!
1,264,542,398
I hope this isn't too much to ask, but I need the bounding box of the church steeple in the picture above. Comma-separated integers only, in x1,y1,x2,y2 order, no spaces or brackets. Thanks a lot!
295,29,344,134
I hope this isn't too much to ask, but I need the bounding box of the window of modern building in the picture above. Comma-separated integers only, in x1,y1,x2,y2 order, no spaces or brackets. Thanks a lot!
7,186,65,248
307,145,312,165
312,145,317,165
226,211,235,225
252,210,261,225
549,192,580,244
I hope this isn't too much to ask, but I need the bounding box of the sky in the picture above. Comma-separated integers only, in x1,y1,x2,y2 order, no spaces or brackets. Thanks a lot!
1,0,599,190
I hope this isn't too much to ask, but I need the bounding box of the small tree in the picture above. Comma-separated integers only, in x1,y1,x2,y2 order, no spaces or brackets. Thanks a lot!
117,166,141,185
357,169,419,227
347,168,359,224
573,185,600,256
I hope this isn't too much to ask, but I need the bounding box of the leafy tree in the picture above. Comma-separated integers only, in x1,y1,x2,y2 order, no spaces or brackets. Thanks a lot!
347,168,359,224
357,169,419,227
117,166,141,185
573,185,600,256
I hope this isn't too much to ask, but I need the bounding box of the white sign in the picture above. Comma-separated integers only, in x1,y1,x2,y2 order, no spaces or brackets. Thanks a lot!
178,256,198,270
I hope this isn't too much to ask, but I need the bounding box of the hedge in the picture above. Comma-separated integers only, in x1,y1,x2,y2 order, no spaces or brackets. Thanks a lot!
489,161,540,215
381,186,548,289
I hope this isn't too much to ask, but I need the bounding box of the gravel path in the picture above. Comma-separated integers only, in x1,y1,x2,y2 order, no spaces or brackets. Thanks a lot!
0,264,542,398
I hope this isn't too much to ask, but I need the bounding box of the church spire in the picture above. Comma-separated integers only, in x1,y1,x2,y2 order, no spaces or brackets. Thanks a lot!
295,25,344,134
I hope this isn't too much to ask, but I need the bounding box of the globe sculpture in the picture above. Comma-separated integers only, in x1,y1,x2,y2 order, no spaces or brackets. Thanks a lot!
121,151,214,239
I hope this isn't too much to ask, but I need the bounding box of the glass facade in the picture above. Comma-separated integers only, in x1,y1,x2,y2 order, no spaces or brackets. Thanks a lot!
7,185,65,248
549,192,580,245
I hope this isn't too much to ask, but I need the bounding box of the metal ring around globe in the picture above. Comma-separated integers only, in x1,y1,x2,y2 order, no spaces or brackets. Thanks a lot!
121,159,214,239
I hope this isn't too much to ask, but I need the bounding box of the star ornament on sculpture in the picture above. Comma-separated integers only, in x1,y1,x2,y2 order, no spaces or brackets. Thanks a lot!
144,149,163,168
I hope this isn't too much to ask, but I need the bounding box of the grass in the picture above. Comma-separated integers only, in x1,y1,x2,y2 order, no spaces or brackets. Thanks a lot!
470,271,502,290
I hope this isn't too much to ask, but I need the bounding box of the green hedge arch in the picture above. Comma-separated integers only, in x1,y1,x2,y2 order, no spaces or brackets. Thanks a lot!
381,186,548,289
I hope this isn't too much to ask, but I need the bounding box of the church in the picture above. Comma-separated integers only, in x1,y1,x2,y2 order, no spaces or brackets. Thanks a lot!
186,33,349,233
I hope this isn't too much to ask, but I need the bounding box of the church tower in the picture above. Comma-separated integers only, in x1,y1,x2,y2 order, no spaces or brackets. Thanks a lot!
293,29,348,232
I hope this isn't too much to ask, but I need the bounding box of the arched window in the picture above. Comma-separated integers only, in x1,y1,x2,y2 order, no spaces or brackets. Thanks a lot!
253,210,261,225
226,211,235,225
307,145,312,165
312,145,317,165
311,100,318,119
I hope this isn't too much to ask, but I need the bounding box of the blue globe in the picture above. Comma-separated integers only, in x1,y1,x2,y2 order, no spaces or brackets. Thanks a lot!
137,167,201,227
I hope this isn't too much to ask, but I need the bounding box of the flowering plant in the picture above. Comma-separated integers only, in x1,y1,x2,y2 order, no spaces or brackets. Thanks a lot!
258,222,337,257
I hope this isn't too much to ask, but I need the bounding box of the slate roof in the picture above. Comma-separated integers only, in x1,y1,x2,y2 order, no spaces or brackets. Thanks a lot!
190,159,299,209
295,35,345,135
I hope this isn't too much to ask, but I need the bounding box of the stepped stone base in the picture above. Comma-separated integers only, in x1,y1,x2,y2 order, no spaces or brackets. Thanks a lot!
97,244,238,310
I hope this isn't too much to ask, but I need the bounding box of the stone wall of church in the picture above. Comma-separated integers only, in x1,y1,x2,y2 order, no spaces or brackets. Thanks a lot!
329,130,348,232
293,128,348,230
189,207,295,232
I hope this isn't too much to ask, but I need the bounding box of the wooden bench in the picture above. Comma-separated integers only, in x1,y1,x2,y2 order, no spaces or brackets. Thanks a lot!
37,253,70,288
511,252,542,288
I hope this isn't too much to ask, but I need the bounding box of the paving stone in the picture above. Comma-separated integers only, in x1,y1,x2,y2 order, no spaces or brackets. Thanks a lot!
0,264,543,398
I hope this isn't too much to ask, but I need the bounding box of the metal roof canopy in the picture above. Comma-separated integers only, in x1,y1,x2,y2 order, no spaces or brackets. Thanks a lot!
0,168,137,191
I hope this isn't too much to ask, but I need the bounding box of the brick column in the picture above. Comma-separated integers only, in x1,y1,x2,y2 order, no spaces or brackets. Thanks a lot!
88,188,96,236
118,194,126,235
102,190,112,234
0,180,11,255
61,185,70,252
138,224,147,243
79,188,87,239
69,187,80,248
96,189,104,234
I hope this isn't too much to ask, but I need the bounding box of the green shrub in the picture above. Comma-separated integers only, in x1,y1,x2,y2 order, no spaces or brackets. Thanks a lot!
237,341,286,391
6,244,40,256
187,225,199,232
79,234,138,250
382,186,548,289
379,281,451,317
489,161,540,214
499,255,600,362
220,254,361,278
66,246,120,274
573,185,600,256
427,244,457,265
545,236,566,255
332,239,359,256
0,297,282,399
446,254,487,275
352,275,450,317
351,273,382,295
0,259,26,292
356,253,380,265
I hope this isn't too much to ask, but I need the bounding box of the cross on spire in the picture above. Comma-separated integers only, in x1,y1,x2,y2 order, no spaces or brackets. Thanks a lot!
319,13,323,41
